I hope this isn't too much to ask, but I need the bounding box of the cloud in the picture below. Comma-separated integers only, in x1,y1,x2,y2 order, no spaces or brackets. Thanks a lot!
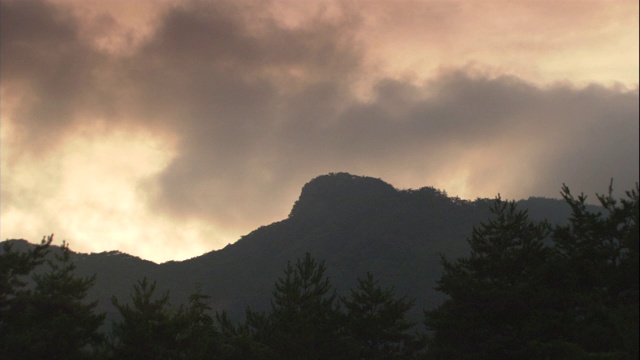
357,0,639,86
1,0,638,261
142,61,639,230
0,0,112,151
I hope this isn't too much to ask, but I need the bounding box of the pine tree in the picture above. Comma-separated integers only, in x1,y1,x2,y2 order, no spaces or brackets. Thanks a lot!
341,272,416,360
2,239,105,360
217,310,272,360
1,235,52,356
425,184,640,359
424,198,554,359
173,284,220,359
0,235,52,313
110,278,179,359
553,183,639,358
266,253,344,360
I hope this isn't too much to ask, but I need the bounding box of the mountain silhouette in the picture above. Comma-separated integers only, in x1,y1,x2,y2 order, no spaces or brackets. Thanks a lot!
2,172,579,324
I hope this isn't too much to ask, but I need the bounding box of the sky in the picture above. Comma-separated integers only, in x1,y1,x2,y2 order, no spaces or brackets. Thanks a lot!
1,0,638,263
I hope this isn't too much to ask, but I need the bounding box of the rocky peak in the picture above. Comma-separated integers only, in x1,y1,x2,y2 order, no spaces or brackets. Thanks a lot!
288,172,397,220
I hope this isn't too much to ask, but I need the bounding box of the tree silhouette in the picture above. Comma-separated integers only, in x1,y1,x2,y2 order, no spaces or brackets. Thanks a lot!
1,239,104,360
552,183,639,358
0,235,52,313
266,253,344,360
341,272,416,359
217,310,272,360
1,235,53,357
425,198,554,359
425,184,640,359
110,278,179,359
173,284,220,359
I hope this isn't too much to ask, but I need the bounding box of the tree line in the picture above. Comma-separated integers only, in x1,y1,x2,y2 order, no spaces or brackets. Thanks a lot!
1,183,637,359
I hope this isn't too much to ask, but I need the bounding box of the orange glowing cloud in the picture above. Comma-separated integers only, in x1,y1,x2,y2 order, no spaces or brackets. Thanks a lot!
1,0,637,262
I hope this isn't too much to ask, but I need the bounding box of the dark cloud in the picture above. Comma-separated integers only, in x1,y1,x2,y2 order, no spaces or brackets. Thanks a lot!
2,0,638,237
0,0,113,151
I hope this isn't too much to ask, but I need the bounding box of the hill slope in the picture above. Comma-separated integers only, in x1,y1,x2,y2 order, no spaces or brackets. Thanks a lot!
2,172,576,323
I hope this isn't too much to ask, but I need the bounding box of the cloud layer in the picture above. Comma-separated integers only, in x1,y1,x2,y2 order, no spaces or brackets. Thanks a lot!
1,0,638,262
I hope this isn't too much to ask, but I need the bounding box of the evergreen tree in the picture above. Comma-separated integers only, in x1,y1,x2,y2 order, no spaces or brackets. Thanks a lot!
173,284,220,359
424,198,554,359
425,184,639,359
1,235,52,356
552,183,639,358
0,235,52,314
110,278,180,359
217,310,272,360
266,253,344,360
341,272,416,359
2,239,105,360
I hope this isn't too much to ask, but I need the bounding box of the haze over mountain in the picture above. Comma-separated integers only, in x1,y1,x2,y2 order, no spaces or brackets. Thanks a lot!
2,0,637,263
2,173,585,323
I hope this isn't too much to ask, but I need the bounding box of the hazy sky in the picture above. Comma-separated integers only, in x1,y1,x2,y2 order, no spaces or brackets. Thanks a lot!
1,0,638,263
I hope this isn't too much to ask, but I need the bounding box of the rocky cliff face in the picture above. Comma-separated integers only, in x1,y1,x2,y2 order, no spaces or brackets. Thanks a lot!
288,172,397,221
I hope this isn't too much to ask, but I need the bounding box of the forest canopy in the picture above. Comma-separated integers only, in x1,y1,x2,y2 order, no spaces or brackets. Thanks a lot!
1,182,638,359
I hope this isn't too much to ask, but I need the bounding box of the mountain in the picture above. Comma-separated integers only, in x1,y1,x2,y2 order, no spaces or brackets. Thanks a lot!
2,172,579,324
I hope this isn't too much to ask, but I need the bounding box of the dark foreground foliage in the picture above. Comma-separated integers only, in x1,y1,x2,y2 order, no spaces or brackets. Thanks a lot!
1,183,637,359
425,183,639,360
0,236,104,360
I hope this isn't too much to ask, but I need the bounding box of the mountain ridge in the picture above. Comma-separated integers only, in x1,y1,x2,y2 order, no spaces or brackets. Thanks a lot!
2,172,580,323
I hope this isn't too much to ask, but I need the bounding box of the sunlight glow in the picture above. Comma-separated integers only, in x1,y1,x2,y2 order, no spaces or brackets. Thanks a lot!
1,123,228,262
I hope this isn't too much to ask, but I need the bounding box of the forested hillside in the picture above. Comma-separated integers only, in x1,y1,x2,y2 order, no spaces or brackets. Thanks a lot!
5,174,581,321
2,173,636,359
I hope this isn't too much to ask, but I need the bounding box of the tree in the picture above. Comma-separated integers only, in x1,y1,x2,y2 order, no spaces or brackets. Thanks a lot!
552,182,639,358
110,278,224,359
265,253,344,360
0,235,52,314
425,184,640,359
110,278,180,359
2,239,105,360
424,198,554,359
1,235,53,356
341,272,416,359
216,310,272,360
173,284,220,359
